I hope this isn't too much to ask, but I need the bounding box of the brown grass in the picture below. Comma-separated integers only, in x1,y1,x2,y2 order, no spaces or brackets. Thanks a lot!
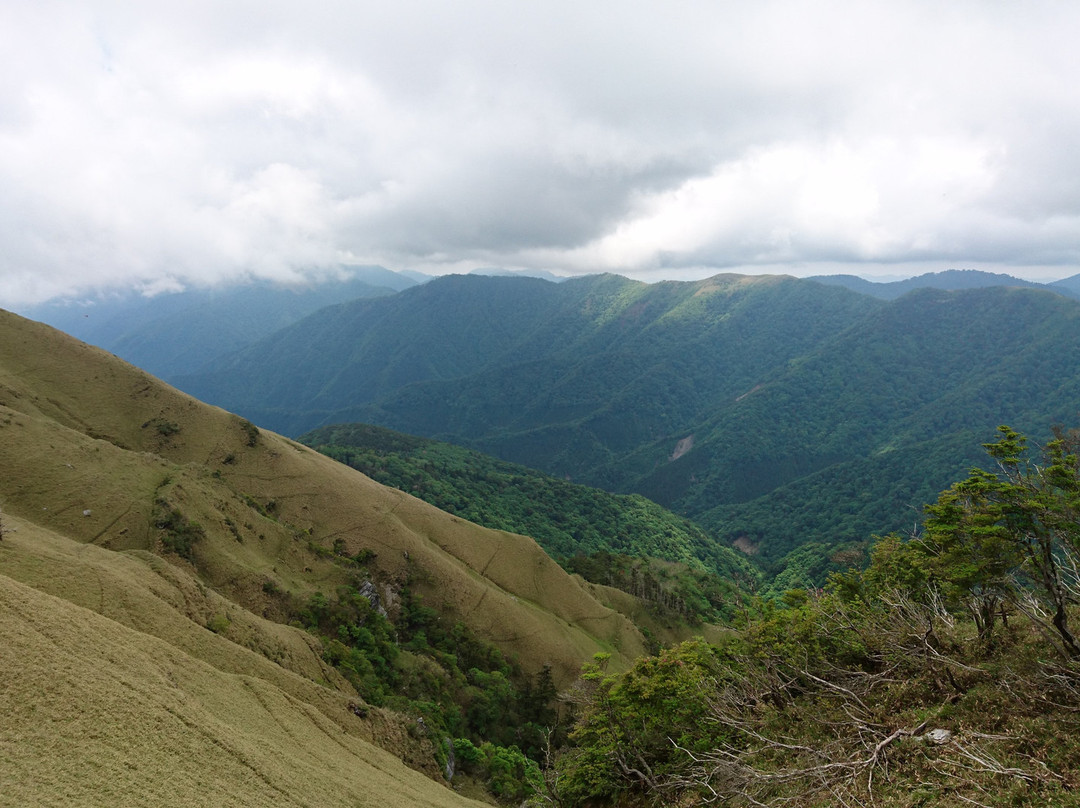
0,309,645,681
0,549,479,807
0,308,652,803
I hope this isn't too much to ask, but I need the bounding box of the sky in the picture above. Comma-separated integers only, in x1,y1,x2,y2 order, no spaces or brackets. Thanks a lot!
4,1,1080,306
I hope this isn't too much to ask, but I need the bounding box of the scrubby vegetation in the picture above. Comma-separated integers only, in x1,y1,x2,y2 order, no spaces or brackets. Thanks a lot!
292,576,559,801
272,425,1080,806
548,427,1080,806
153,499,205,559
557,591,1080,806
238,417,260,447
296,422,1080,806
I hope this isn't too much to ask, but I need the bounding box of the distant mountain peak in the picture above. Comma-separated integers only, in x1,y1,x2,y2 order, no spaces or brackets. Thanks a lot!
806,268,1072,300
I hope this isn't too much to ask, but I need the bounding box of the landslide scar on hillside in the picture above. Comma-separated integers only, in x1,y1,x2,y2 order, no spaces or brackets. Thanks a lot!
670,435,694,461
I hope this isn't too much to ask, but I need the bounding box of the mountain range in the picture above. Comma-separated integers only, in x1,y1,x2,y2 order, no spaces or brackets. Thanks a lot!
163,270,1080,565
808,267,1080,300
7,265,1080,804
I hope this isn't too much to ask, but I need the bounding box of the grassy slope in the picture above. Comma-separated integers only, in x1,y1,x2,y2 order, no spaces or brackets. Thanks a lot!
0,309,644,681
0,520,475,808
0,309,648,803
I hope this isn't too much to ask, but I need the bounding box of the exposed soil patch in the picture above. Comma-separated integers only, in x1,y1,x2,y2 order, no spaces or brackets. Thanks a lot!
670,435,694,461
735,384,763,402
733,535,759,555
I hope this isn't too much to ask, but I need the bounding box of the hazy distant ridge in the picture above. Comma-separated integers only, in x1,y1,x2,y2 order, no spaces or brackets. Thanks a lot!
807,267,1079,300
16,266,419,377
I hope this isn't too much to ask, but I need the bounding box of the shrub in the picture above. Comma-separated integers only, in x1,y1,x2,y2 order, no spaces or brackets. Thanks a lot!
207,613,230,633
452,739,542,802
154,502,205,560
239,419,260,447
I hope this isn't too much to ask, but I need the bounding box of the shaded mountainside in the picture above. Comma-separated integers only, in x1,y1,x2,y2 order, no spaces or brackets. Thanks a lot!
639,286,1080,559
173,274,1080,566
16,266,417,378
0,309,653,804
177,272,879,470
700,430,985,571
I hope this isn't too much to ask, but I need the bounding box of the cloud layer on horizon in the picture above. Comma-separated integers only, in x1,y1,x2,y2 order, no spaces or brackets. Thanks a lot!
4,1,1080,304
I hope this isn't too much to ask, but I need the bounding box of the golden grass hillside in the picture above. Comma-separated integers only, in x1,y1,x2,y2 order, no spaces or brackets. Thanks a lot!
0,308,649,804
0,524,481,808
0,310,644,679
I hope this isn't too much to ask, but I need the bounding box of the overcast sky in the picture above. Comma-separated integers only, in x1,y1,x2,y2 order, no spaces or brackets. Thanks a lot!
4,1,1080,305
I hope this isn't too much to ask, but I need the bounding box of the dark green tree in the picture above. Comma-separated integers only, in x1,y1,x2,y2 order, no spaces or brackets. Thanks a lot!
921,466,1022,645
921,426,1080,657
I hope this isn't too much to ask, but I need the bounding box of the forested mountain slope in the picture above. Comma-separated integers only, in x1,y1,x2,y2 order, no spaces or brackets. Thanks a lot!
174,274,1080,563
638,286,1080,557
177,272,879,467
299,422,755,575
300,422,760,628
0,309,648,804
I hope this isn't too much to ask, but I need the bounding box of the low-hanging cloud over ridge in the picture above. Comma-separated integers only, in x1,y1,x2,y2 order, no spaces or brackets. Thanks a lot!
3,0,1080,304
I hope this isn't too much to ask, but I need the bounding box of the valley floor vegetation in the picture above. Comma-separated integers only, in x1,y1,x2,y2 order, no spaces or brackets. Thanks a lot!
306,426,1080,806
536,427,1080,806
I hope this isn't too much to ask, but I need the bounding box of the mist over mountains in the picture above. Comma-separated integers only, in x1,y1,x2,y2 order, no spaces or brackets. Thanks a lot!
17,266,418,378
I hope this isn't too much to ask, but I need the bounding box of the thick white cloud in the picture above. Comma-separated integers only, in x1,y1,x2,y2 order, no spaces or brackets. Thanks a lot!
558,135,1004,270
3,0,1080,304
